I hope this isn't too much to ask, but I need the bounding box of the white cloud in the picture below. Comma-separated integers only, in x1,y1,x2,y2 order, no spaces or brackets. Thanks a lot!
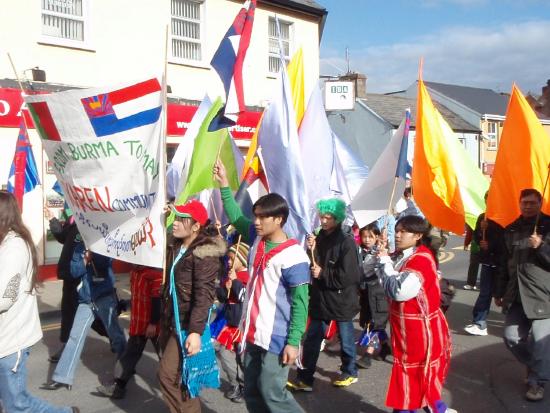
320,20,550,95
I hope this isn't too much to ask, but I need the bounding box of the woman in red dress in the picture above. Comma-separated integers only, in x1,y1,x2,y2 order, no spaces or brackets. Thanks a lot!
377,215,454,413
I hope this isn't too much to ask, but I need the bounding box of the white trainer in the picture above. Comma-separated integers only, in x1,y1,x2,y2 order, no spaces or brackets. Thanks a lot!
464,324,488,336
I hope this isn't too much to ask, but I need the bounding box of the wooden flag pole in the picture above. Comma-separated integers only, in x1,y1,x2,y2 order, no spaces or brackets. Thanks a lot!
209,195,222,237
161,25,169,285
533,163,550,236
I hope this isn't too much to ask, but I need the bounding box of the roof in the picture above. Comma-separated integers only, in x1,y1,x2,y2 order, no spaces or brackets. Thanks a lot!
424,81,509,117
360,93,480,133
260,0,327,15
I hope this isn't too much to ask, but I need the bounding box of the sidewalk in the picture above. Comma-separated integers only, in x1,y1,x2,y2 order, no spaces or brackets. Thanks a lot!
37,273,132,320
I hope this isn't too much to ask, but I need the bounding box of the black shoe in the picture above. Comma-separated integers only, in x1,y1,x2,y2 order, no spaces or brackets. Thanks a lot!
356,354,372,369
111,383,126,400
41,381,72,391
71,408,80,413
374,343,392,362
230,385,245,403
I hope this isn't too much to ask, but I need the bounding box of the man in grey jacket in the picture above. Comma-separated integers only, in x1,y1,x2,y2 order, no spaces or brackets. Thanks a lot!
494,188,550,402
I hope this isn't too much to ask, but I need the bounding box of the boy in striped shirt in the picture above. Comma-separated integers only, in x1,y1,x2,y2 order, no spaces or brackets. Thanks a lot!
214,160,310,413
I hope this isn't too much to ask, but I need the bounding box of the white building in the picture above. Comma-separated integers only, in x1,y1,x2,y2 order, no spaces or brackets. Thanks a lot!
0,0,327,273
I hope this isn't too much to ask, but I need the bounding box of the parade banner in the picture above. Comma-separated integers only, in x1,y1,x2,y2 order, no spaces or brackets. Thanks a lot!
24,77,166,267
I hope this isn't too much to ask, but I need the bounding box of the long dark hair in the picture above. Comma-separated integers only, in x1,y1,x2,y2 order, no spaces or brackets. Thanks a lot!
395,215,438,265
172,218,219,251
0,191,39,291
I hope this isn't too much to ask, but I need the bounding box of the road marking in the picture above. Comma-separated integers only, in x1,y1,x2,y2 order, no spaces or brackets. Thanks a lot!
452,246,466,251
41,313,130,332
439,251,455,264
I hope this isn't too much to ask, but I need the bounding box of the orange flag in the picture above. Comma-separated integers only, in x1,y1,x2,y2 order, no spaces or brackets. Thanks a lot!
486,84,550,227
413,78,488,234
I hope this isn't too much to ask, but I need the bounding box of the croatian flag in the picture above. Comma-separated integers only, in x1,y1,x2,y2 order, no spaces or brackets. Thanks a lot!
210,0,256,129
81,78,162,137
7,121,41,210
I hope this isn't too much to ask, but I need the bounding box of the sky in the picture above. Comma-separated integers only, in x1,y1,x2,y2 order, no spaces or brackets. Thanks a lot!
318,0,550,95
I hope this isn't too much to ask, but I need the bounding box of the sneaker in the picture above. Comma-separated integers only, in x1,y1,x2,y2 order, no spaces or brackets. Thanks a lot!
110,383,126,400
96,383,116,397
230,386,245,403
463,284,477,290
332,374,358,387
225,384,242,400
286,380,313,392
356,354,372,369
525,384,544,401
464,324,488,336
445,409,458,413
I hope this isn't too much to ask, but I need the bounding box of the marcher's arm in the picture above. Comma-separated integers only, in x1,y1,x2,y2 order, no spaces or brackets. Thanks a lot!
220,187,253,244
376,255,422,301
287,284,309,347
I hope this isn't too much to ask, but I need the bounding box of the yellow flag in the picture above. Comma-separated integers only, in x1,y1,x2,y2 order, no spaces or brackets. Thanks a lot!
287,47,305,127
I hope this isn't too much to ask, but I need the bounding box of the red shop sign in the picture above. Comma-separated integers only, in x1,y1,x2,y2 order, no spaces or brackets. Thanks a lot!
166,103,261,139
0,87,262,140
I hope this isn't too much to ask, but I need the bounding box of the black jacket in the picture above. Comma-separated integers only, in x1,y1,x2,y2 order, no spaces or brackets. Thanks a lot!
309,227,361,321
472,213,503,267
495,213,550,319
49,218,79,281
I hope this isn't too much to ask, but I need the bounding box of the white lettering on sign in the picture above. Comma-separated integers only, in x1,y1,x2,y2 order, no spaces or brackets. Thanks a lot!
0,100,10,117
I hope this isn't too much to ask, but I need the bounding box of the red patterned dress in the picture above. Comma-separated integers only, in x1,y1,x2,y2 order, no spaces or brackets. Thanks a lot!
380,245,451,411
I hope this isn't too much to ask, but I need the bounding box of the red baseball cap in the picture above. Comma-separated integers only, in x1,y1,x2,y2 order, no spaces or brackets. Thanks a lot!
171,200,209,226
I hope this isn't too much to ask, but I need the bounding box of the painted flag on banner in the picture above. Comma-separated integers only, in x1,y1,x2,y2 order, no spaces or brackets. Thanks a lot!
351,112,410,228
257,55,310,244
7,121,40,210
413,78,488,233
486,85,550,227
81,78,162,137
210,0,256,127
24,77,166,267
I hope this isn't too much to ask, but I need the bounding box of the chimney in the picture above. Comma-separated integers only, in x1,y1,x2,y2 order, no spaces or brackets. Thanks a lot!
339,73,367,99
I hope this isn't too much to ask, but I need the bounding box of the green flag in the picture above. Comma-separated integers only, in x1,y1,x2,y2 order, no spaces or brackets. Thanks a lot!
176,97,240,205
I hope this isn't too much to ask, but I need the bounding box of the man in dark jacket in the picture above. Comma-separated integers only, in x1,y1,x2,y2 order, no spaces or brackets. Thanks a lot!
44,206,80,362
494,188,550,402
289,198,361,391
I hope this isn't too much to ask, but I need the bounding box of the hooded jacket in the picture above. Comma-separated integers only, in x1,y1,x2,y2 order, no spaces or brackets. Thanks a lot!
309,226,361,321
162,234,226,338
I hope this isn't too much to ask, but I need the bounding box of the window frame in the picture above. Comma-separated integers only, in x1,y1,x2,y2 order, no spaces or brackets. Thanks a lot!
486,121,498,150
169,0,208,67
39,0,93,50
268,17,293,76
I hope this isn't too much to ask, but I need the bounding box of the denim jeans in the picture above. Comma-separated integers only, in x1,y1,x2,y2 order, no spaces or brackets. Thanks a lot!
297,319,357,386
503,302,550,386
53,294,126,386
243,344,303,413
472,264,496,329
0,348,72,413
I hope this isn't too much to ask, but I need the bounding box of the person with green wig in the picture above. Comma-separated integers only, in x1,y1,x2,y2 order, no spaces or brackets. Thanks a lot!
288,197,361,391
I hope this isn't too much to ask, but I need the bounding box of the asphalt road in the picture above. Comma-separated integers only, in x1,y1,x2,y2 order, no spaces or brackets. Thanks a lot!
23,236,550,412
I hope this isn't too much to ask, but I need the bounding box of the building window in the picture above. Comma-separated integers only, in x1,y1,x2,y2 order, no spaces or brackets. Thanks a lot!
41,0,90,48
268,18,292,74
486,121,498,150
171,0,203,62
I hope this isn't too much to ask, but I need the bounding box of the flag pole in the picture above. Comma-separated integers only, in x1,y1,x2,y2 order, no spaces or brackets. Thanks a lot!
7,52,47,264
533,162,550,236
161,25,169,285
228,234,242,296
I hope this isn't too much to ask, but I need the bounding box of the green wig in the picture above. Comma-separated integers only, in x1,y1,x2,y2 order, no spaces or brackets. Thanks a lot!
316,198,347,223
